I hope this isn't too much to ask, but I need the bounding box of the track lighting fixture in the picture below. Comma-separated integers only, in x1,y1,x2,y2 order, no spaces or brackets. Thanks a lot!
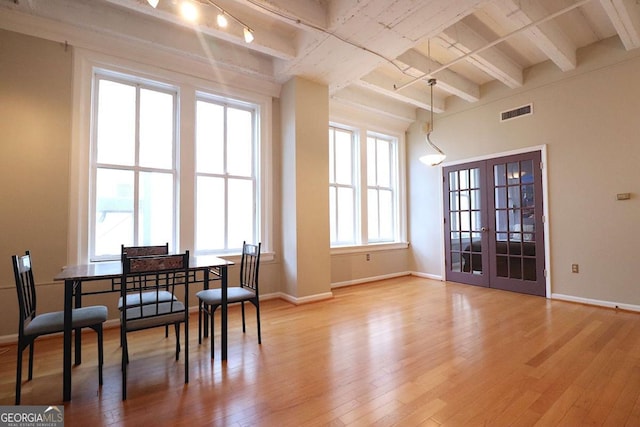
147,0,255,44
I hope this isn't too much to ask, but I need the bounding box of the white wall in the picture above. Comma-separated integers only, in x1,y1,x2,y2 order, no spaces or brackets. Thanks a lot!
409,36,640,308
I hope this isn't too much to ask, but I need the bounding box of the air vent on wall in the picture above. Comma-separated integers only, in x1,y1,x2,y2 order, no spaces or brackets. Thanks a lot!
500,103,533,122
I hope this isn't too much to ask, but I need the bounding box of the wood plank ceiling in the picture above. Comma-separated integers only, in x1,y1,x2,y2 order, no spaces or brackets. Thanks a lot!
2,0,639,125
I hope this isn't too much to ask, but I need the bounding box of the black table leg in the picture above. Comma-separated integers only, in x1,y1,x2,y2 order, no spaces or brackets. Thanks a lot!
63,279,73,402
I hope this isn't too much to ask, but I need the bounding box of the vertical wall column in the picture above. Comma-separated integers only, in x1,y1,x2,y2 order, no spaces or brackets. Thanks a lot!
280,77,332,301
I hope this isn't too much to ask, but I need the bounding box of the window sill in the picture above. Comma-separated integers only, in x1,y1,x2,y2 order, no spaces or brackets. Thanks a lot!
330,242,409,256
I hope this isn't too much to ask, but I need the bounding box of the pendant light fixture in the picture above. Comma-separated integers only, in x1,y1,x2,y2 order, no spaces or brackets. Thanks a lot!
419,40,446,166
419,78,446,166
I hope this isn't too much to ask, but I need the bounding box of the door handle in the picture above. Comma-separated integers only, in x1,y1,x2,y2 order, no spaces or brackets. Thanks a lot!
481,227,488,232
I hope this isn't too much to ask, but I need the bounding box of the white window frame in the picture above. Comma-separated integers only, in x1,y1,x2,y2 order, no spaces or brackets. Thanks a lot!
195,93,260,254
329,120,407,253
89,72,179,261
69,49,273,264
329,125,358,246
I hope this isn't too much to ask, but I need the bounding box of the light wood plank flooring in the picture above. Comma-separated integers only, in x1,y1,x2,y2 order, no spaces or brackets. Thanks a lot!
1,276,640,426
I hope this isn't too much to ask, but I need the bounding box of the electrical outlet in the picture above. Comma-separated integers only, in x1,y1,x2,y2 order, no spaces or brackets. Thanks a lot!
571,264,579,273
366,254,370,261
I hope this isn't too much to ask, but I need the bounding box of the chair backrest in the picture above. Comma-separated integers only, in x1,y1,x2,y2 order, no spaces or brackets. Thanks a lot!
121,243,169,262
121,251,190,323
12,251,36,334
239,242,261,293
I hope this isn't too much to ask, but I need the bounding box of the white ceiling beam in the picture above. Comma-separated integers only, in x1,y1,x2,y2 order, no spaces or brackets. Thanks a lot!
439,22,523,88
396,49,480,102
599,0,640,50
496,0,576,71
330,86,416,124
232,0,327,30
355,70,446,113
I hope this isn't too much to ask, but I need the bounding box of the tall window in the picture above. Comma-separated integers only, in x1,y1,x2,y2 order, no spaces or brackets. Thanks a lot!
80,56,269,264
91,75,177,260
196,96,257,253
367,134,396,242
329,126,356,245
329,124,401,248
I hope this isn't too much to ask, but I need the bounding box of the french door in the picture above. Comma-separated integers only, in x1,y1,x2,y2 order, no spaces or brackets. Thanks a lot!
443,151,546,296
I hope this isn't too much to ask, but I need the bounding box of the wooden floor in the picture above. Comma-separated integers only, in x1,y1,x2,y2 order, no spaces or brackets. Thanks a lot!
1,276,640,426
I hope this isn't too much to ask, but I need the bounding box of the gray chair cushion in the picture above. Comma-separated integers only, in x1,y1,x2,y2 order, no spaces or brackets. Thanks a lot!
123,301,186,331
118,290,176,309
24,305,108,336
196,287,255,305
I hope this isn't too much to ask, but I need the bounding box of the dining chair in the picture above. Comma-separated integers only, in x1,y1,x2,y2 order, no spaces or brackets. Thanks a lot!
12,251,107,405
120,251,190,400
197,242,261,359
119,243,174,341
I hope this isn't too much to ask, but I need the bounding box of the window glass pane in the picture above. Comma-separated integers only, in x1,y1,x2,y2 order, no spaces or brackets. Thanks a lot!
227,108,253,177
329,131,335,182
335,130,352,185
470,168,480,189
376,139,390,187
449,171,459,191
96,80,135,166
138,171,174,246
140,88,173,169
95,168,134,256
368,189,379,240
196,176,225,250
329,187,337,242
337,187,354,243
367,137,376,185
378,189,393,240
507,162,520,184
196,101,224,174
228,178,254,244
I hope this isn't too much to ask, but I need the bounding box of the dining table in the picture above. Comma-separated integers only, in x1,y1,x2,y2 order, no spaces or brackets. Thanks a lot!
54,254,233,402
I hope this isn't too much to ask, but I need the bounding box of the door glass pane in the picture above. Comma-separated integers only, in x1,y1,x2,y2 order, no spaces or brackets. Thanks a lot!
460,211,471,231
509,209,521,233
450,191,460,211
450,232,460,251
496,210,508,232
451,252,462,272
523,258,537,281
496,255,508,277
495,187,507,209
449,171,459,191
521,160,534,182
471,211,482,231
460,169,469,190
522,184,534,208
510,257,522,279
450,212,460,232
470,189,481,210
508,186,521,208
507,162,520,184
470,168,480,189
494,164,506,186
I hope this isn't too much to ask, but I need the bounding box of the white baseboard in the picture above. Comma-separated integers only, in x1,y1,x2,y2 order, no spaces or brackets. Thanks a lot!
552,293,640,312
331,271,412,288
276,291,334,305
410,271,444,281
